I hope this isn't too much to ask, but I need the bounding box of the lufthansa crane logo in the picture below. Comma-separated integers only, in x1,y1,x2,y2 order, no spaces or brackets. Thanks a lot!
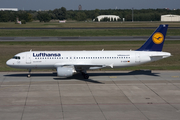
152,32,164,44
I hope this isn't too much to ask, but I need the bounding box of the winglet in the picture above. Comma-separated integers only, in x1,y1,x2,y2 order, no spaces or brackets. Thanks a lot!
136,24,168,51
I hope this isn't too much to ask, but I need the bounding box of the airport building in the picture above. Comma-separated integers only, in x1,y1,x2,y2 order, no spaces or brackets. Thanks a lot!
161,14,180,21
0,8,18,11
93,15,120,22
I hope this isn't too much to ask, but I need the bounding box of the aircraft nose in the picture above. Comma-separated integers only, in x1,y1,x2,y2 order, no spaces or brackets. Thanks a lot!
6,59,13,66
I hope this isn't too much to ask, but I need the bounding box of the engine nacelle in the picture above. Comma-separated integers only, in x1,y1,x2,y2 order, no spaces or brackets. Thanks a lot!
57,67,75,77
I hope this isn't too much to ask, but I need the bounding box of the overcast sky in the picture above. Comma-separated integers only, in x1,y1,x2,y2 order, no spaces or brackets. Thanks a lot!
0,0,180,10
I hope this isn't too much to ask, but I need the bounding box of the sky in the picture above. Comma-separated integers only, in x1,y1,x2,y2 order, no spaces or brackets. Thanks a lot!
0,0,180,10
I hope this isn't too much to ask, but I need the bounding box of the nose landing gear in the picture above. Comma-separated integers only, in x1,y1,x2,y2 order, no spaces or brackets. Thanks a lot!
27,69,31,78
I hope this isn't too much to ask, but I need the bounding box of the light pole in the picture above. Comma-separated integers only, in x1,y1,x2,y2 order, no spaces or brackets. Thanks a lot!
132,7,134,22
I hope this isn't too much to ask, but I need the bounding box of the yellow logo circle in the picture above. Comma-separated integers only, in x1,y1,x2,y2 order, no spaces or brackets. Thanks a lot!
152,32,164,44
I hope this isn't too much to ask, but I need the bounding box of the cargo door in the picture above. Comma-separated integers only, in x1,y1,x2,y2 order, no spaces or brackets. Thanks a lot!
135,53,140,63
26,53,31,64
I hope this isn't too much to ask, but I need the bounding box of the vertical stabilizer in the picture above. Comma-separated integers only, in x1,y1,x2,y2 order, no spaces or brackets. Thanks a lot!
136,24,168,51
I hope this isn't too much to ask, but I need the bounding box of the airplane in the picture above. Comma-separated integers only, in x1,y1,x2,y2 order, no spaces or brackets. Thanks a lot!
6,24,171,79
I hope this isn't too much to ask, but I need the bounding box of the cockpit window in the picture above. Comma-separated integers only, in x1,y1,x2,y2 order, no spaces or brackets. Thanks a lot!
12,56,20,59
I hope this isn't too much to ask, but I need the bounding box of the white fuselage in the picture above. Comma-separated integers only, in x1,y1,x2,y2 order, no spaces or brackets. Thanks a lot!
6,50,171,71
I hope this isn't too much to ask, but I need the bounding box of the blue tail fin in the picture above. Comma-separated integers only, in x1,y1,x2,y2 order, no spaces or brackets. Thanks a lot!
136,24,168,51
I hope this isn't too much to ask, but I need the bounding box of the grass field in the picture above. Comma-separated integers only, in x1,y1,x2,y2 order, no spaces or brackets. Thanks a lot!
0,29,179,37
1,41,180,72
0,21,180,28
0,22,180,37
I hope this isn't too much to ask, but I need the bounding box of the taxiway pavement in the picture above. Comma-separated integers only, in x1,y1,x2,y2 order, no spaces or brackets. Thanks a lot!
0,70,180,120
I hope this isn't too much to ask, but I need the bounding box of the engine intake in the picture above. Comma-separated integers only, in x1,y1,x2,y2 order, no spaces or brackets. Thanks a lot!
57,67,75,77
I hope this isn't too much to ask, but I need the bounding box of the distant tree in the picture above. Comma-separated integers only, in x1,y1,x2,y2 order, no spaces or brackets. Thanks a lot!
48,12,56,20
66,10,76,20
75,12,87,21
53,7,67,20
1,8,180,22
21,20,26,24
37,12,51,22
17,11,33,22
27,13,33,22
60,7,67,20
0,12,9,22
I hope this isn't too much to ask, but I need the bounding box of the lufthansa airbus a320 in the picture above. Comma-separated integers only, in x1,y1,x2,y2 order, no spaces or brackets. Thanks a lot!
6,25,171,79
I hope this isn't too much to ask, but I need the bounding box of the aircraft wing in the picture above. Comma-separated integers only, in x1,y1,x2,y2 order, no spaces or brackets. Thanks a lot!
54,63,107,70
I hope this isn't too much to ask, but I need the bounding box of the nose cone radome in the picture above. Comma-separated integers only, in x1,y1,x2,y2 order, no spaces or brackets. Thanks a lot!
6,59,13,67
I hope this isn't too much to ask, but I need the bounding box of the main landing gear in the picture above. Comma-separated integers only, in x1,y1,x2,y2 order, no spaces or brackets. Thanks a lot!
27,69,31,78
81,72,89,79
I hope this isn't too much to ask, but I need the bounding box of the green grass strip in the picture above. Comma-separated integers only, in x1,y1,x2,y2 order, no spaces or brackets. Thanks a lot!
0,29,180,37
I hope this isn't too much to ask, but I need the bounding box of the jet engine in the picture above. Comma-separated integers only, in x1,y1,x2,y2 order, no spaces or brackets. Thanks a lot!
57,66,76,77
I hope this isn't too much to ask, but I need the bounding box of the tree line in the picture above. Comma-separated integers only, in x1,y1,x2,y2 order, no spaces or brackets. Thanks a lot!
0,7,180,22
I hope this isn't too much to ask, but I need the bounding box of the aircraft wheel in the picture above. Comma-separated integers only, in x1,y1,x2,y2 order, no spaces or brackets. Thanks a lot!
27,74,31,78
83,74,89,79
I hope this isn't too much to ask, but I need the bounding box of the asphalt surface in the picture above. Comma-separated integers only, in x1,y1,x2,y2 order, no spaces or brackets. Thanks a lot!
0,36,180,41
0,70,180,120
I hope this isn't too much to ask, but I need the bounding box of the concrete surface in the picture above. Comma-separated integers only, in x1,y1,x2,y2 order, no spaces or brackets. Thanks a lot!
0,70,180,120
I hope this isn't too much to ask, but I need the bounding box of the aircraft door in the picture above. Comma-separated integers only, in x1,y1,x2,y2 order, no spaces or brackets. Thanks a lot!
26,53,31,64
17,58,20,64
135,53,140,63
